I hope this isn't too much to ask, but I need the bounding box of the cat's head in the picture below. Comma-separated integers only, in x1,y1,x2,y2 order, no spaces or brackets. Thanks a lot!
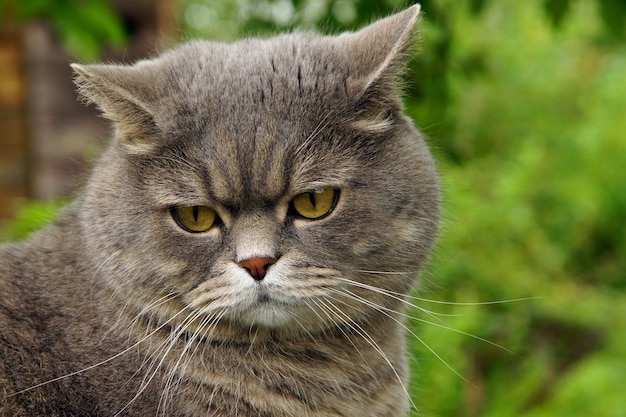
73,6,439,339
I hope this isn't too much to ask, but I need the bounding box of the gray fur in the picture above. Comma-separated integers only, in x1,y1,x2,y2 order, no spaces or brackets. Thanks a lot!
0,6,439,416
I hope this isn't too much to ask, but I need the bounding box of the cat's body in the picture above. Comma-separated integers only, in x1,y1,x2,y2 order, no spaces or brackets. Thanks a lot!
0,6,439,416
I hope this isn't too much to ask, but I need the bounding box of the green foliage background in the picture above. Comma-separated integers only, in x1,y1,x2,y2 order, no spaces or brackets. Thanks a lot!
2,0,625,415
0,0,126,61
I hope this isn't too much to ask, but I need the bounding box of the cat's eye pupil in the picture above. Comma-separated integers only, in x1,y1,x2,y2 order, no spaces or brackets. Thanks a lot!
192,206,199,222
308,192,316,208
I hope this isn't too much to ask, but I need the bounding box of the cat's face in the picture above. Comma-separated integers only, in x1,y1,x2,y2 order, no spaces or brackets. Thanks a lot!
75,7,439,338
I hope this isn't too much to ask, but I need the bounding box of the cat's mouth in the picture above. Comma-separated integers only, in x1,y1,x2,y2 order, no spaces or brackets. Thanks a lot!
228,282,305,328
183,264,346,332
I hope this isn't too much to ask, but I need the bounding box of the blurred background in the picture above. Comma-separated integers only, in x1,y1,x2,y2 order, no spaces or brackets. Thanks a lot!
1,0,625,415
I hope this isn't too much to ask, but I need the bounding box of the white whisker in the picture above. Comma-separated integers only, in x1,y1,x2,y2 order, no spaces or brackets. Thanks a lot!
324,290,463,413
336,277,457,322
352,269,417,276
295,112,334,155
349,273,538,306
316,297,419,413
405,296,541,306
114,306,206,416
101,292,178,344
158,310,226,416
10,300,189,398
338,287,510,353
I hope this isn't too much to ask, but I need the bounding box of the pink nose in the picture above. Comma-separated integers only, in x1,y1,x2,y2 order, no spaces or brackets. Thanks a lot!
238,257,277,281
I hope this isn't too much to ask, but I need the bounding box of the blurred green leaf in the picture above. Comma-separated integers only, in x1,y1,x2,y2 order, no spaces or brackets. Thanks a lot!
598,0,626,39
544,0,572,27
0,0,126,61
0,201,63,242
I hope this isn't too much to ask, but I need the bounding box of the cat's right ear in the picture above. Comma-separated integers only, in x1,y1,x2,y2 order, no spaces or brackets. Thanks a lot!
71,63,159,154
334,5,421,133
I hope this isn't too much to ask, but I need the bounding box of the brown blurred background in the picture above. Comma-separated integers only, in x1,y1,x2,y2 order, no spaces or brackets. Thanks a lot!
0,0,175,225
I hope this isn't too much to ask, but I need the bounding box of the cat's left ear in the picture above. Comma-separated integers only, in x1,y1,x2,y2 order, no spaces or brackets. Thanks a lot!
338,5,421,116
71,63,161,154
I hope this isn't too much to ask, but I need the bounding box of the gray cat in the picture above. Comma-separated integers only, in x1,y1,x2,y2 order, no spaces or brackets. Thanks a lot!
0,6,439,416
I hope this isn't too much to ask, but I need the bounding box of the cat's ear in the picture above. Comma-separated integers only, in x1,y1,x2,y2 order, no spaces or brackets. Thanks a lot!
338,5,420,128
71,63,160,154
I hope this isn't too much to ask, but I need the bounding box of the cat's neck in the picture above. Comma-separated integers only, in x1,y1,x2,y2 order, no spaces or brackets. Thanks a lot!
116,301,408,415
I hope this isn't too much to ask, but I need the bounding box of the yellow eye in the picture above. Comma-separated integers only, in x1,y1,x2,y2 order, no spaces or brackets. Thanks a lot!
290,188,339,220
171,206,217,233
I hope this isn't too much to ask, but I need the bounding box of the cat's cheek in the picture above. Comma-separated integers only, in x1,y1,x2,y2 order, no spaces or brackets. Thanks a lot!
349,238,379,258
182,263,267,315
144,257,189,281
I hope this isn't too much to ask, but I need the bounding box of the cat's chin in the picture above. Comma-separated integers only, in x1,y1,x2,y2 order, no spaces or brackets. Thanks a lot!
238,303,297,328
234,288,304,330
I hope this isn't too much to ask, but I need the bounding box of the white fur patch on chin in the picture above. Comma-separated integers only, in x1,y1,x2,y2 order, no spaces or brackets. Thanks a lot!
239,301,297,328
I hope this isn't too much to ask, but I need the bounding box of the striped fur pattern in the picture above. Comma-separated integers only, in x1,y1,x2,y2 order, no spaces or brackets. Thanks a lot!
0,6,439,416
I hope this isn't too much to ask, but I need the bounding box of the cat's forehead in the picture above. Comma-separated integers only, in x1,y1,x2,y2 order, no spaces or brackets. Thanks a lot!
155,37,362,205
177,113,360,209
163,36,351,116
178,35,343,81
